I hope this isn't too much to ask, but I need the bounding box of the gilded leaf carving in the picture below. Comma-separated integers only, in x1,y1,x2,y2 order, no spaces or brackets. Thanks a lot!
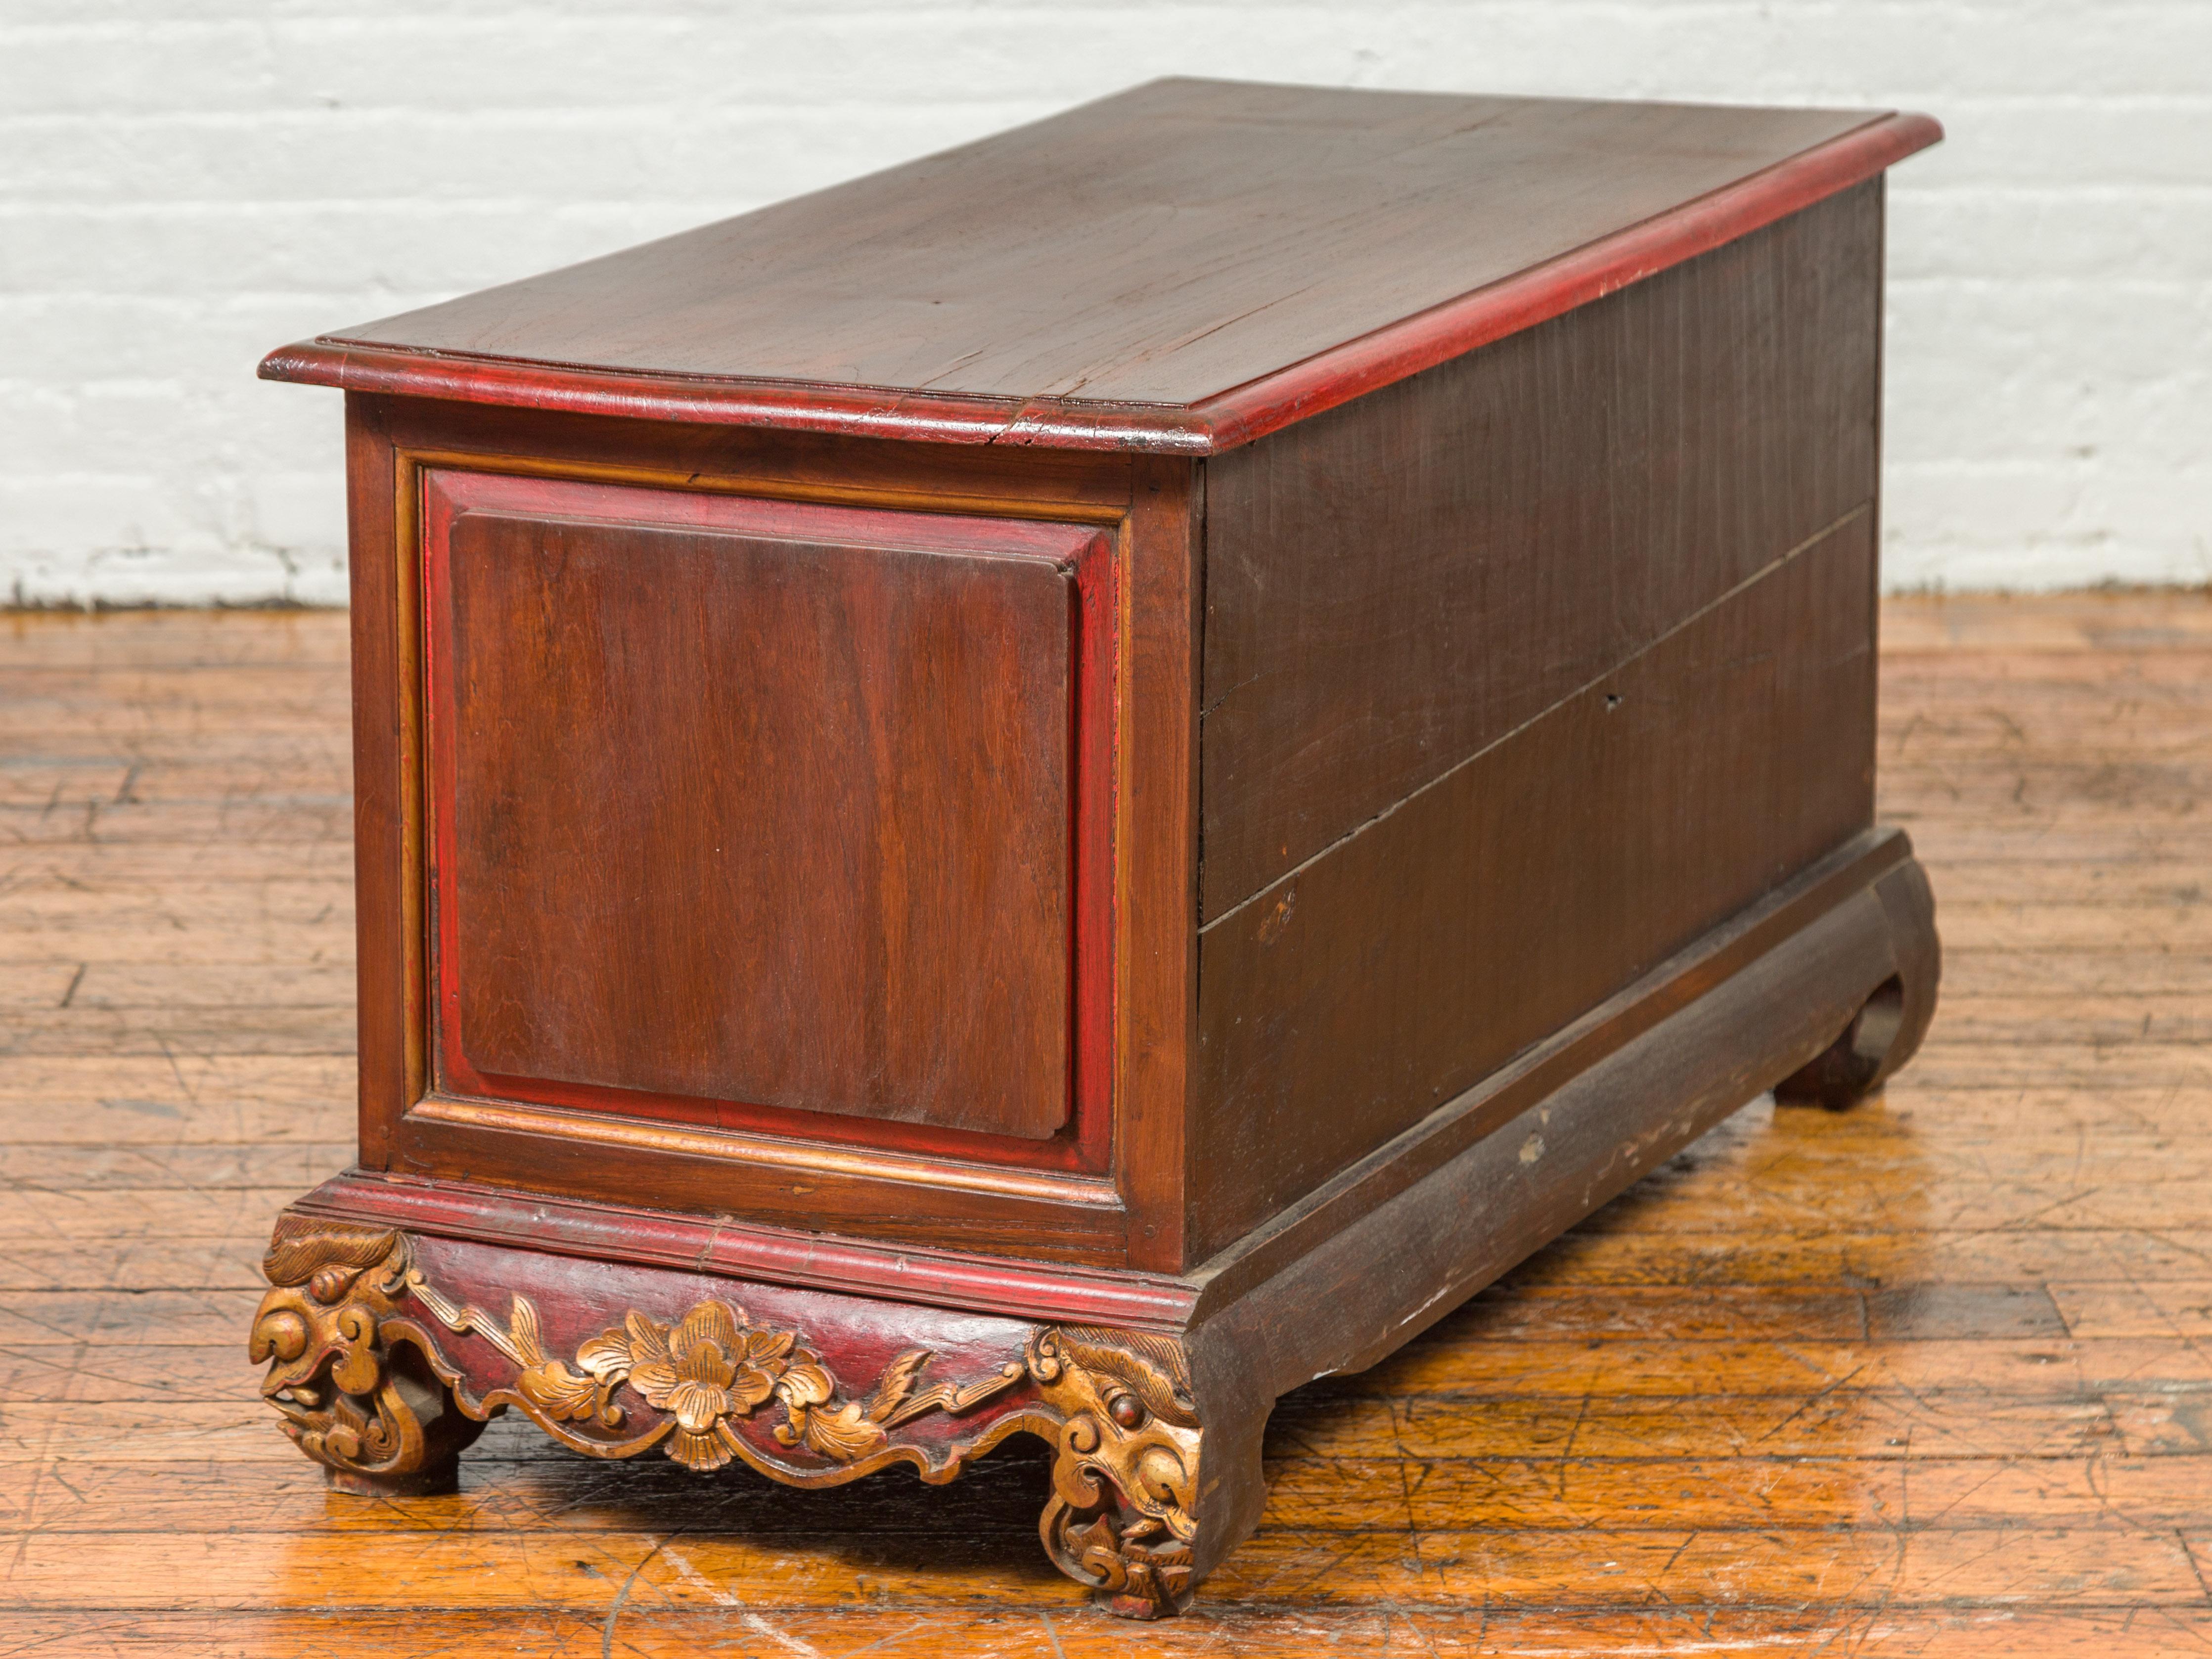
404,1280,1023,1475
253,1217,1211,1616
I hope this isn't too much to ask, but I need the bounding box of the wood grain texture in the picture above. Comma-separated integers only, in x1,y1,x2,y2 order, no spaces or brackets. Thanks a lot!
425,470,1088,1142
259,82,1938,453
320,85,1879,400
5,596,2204,1651
1199,181,1882,915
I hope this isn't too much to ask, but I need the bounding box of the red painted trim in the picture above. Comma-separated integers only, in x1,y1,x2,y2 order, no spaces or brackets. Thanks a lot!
419,469,1120,1176
1191,111,1943,450
261,112,1940,453
261,344,1208,453
1069,530,1118,1163
293,1171,1201,1329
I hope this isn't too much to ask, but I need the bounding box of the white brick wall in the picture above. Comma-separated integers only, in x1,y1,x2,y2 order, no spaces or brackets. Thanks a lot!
4,0,2207,603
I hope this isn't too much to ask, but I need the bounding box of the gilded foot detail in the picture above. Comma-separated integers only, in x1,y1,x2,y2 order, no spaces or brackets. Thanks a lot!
248,1223,482,1492
1029,1326,1203,1618
250,1217,1210,1615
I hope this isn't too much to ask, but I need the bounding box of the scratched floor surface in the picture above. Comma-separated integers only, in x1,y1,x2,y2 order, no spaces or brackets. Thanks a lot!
2,595,2211,1656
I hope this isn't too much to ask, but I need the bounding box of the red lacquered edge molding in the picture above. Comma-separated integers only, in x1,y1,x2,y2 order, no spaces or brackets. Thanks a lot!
1190,110,1943,450
259,111,1940,454
257,343,1215,455
294,1170,1201,1330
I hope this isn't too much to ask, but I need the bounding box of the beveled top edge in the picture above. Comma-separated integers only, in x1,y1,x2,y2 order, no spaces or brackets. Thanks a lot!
260,107,1941,455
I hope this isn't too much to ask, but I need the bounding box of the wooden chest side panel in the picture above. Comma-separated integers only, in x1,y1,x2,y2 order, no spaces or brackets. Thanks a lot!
1190,514,1878,1259
1199,181,1883,920
425,471,1083,1142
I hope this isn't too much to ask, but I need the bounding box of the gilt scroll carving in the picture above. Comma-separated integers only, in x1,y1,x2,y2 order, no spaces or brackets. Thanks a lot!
250,1218,1206,1614
1029,1325,1204,1617
247,1223,482,1492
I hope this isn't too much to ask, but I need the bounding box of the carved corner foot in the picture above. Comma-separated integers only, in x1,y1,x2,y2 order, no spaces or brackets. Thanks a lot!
1030,1326,1206,1618
1779,851,1943,1111
249,1220,484,1492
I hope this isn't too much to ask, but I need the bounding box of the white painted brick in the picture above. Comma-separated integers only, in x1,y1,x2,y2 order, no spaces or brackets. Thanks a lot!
5,537,347,607
5,0,2208,602
243,467,347,558
0,108,996,206
1889,188,2212,283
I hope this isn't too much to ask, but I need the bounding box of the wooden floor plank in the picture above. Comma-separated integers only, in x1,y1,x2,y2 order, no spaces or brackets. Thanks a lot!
0,610,352,668
1878,591,2212,651
2,1521,2205,1611
0,794,355,847
7,1606,2212,1659
0,842,356,884
3,597,2210,1651
12,1447,2212,1536
12,1330,2212,1402
0,1142,352,1190
6,1382,2209,1465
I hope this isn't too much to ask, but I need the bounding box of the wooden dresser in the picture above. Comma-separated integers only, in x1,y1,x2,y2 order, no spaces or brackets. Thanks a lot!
251,79,1942,1615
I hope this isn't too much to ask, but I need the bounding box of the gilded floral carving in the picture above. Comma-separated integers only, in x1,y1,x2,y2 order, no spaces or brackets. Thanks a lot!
251,1219,1207,1614
401,1274,1028,1474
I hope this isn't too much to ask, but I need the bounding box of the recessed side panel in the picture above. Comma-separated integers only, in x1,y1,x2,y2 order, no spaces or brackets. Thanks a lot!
423,472,1095,1145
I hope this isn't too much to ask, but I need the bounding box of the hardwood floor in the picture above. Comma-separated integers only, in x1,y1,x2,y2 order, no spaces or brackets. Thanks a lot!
3,594,2210,1656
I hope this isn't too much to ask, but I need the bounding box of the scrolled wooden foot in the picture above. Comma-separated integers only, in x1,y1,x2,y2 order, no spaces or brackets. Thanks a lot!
1776,973,1907,1109
249,1221,484,1491
1778,854,1942,1111
1029,1326,1203,1618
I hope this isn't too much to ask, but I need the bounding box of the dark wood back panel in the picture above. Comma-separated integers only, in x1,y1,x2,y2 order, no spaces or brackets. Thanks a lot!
1199,182,1883,918
1190,513,1880,1259
425,470,1094,1143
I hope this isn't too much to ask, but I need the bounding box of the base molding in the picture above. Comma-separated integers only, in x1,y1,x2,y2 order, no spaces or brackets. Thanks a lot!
253,829,1937,1614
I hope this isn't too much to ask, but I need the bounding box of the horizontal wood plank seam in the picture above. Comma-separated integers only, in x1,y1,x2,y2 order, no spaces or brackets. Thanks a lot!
1198,502,1874,934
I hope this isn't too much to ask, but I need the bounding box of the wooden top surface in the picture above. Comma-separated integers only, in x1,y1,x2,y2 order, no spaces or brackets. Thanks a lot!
264,79,1940,450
